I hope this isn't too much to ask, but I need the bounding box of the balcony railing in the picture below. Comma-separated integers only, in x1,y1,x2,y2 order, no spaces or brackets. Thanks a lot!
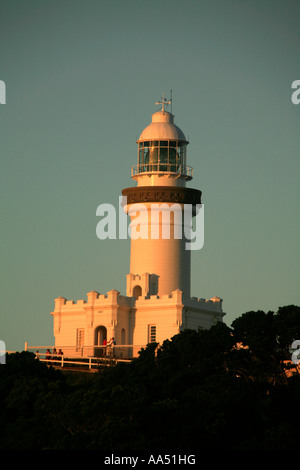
131,163,193,180
23,344,146,371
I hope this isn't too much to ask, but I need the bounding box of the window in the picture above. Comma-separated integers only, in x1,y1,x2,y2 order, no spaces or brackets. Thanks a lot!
137,140,187,175
149,145,158,168
139,149,144,165
148,325,156,343
133,285,142,299
160,147,168,167
121,328,126,345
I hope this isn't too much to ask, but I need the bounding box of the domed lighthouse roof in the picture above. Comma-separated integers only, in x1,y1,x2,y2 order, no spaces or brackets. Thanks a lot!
138,94,188,143
138,110,187,142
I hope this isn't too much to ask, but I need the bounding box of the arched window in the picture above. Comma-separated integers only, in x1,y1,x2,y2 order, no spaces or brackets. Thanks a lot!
133,285,142,299
121,328,126,345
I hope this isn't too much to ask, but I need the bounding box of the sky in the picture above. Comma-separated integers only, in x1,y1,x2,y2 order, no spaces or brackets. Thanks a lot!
1,0,299,352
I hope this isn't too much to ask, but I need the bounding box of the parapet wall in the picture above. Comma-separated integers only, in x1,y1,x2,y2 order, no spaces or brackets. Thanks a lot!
53,289,134,312
185,294,223,313
53,288,223,313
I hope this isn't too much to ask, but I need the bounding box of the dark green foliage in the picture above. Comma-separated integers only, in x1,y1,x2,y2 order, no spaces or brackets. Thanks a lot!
1,306,299,450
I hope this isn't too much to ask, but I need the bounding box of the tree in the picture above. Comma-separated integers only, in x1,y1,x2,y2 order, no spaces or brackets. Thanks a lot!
274,305,300,358
0,305,299,450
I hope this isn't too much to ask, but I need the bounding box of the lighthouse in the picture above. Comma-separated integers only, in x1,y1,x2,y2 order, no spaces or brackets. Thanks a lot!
51,96,225,356
122,95,202,299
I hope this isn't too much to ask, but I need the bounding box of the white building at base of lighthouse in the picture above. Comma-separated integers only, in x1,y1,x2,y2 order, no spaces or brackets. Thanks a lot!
51,97,225,357
52,287,223,357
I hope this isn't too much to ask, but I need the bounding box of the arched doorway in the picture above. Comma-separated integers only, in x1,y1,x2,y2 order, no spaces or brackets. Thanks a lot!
133,285,142,299
94,326,107,357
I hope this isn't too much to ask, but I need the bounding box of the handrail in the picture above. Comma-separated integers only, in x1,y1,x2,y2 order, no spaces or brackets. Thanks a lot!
34,351,133,371
25,344,145,349
24,344,147,370
131,163,193,179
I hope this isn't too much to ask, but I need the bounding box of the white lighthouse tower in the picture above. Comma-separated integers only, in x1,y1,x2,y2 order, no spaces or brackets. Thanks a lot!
123,94,200,299
51,96,225,356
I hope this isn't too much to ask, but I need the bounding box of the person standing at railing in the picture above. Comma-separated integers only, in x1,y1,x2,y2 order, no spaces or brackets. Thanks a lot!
52,348,57,361
58,349,63,366
102,338,107,357
45,349,51,365
108,337,116,358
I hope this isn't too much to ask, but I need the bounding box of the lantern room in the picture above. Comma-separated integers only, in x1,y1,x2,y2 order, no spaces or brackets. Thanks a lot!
132,97,193,182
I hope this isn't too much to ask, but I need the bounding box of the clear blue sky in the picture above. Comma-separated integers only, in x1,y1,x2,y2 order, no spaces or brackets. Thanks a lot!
1,0,299,351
